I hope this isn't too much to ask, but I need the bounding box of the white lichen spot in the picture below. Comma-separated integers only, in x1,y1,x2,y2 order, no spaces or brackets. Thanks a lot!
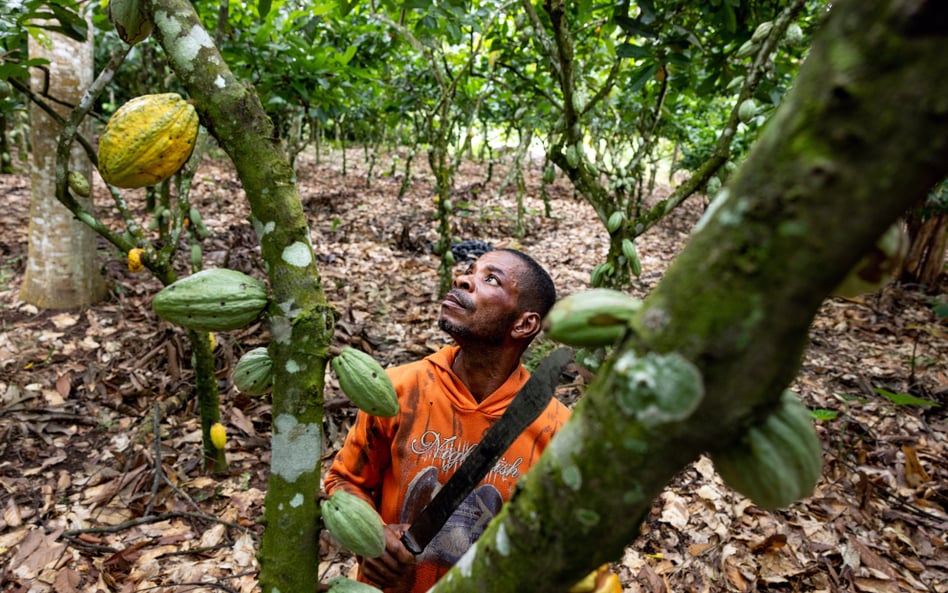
694,188,730,233
278,503,284,511
154,11,181,38
270,316,292,344
282,241,313,268
215,75,226,89
290,493,304,508
271,414,321,483
278,299,303,319
561,465,582,491
285,359,301,374
495,524,510,556
175,25,216,70
455,545,477,578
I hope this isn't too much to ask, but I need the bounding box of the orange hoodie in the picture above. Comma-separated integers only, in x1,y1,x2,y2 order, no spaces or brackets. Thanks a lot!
324,345,571,593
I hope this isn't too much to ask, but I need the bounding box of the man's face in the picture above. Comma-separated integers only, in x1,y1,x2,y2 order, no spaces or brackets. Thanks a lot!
438,250,524,344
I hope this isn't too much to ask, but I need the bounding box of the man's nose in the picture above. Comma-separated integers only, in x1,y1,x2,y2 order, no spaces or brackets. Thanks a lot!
453,273,473,291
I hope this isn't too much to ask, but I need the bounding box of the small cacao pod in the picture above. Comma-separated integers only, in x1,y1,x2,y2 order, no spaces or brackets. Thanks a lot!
542,165,556,183
232,347,273,395
710,391,822,510
606,211,624,234
108,0,153,45
326,576,383,593
98,93,199,189
542,288,641,348
67,171,91,197
751,21,774,43
321,490,386,558
621,239,642,277
152,268,268,332
127,248,145,273
209,422,226,450
331,347,399,417
735,39,758,59
738,99,756,123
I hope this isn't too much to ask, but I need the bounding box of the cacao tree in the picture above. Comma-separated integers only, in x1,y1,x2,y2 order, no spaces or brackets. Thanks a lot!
422,0,948,590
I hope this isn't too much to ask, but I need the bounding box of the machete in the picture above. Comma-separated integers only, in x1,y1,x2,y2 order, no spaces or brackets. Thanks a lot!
400,346,574,555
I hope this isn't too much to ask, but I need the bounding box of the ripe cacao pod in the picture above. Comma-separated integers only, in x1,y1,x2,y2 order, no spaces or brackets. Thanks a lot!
127,248,145,273
232,347,273,395
331,347,399,417
321,490,386,558
210,422,226,450
98,93,199,189
710,390,822,510
152,268,268,332
326,576,383,593
108,0,153,45
570,565,621,593
543,288,641,348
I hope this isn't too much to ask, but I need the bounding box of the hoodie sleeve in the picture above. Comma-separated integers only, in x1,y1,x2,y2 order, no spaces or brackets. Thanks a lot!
324,410,394,509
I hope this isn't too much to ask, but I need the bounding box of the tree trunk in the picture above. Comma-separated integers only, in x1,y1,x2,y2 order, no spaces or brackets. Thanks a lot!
150,1,334,590
899,209,948,289
21,14,107,308
429,1,948,591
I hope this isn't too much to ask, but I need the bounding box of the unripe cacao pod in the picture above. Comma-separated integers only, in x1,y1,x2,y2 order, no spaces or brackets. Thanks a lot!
108,0,153,45
735,39,758,59
67,171,91,197
210,422,226,450
232,347,273,395
710,391,823,510
321,490,386,558
98,93,199,189
331,347,399,417
606,211,624,234
738,99,756,123
785,23,804,46
751,21,774,43
152,268,268,332
543,288,641,347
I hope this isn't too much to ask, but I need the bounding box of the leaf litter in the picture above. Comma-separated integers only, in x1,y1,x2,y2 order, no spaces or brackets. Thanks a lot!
0,148,945,592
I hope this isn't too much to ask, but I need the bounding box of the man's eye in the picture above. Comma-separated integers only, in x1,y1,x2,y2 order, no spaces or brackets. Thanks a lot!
486,274,499,284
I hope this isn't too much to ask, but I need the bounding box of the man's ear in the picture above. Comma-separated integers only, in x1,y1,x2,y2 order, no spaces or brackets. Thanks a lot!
511,311,541,340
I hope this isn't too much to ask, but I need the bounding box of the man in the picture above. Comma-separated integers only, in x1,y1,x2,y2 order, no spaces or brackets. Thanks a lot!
324,248,570,593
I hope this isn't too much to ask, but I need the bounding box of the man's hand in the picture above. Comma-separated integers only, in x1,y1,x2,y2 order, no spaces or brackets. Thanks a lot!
361,523,416,593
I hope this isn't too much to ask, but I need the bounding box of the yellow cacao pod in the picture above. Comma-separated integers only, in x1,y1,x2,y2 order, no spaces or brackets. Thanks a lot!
127,248,145,273
67,171,91,197
210,422,227,450
98,93,199,189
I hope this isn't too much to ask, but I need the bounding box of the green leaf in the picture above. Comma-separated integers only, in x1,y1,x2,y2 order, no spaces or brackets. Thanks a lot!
874,388,940,407
810,409,838,421
626,62,659,93
258,0,272,19
616,43,652,60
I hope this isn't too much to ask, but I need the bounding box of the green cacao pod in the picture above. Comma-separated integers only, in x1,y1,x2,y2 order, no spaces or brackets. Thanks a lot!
606,211,624,234
543,288,641,348
326,576,383,593
542,165,556,184
710,391,823,510
622,239,642,277
232,347,273,395
189,243,202,270
153,268,268,332
67,171,91,197
565,144,580,168
321,490,386,558
785,23,804,46
738,99,757,123
735,39,758,59
331,347,399,417
108,0,153,45
98,93,199,189
751,21,774,43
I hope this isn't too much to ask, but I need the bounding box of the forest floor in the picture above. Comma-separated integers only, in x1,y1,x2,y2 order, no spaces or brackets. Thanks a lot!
0,147,946,593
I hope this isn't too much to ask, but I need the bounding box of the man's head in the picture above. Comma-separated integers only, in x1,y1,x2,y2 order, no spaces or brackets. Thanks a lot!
438,248,556,349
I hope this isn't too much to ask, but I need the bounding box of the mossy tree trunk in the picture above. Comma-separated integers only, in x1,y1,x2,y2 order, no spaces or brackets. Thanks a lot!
429,1,948,591
149,1,334,590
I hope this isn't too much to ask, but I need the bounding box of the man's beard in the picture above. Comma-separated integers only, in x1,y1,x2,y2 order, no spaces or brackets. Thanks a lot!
438,312,516,345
